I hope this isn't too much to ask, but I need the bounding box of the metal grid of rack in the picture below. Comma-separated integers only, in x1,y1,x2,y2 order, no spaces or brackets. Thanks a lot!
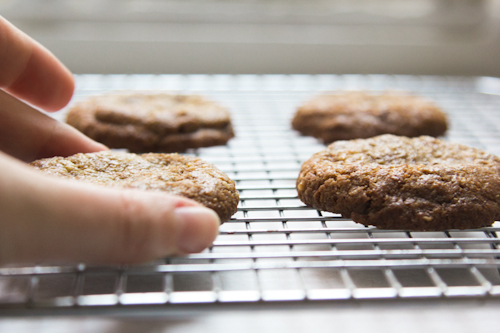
1,74,500,308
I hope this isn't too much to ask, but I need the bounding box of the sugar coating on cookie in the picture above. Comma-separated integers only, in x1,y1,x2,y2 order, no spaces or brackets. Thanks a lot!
297,134,500,230
31,151,239,222
66,94,235,153
292,91,448,143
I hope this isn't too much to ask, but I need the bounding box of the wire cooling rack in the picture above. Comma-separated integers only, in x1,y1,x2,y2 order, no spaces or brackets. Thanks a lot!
2,74,500,308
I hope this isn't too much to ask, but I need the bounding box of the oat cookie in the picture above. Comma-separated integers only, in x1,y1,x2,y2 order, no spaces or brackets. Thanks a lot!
66,93,234,153
292,91,448,143
31,151,239,222
297,134,500,230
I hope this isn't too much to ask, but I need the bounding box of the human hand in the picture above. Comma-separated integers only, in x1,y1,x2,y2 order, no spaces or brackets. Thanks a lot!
0,15,105,161
0,16,220,265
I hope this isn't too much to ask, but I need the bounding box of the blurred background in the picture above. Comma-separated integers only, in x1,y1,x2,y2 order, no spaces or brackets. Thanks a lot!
1,0,500,76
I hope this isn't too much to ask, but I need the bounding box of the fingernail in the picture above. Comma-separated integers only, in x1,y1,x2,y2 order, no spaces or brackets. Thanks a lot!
174,206,220,253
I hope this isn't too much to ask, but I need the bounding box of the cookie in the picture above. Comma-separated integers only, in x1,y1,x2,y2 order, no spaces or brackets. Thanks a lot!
66,93,235,153
297,134,500,230
292,91,448,143
31,151,239,222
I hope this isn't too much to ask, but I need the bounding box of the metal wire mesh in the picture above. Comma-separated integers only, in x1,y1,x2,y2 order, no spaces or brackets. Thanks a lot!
2,74,500,308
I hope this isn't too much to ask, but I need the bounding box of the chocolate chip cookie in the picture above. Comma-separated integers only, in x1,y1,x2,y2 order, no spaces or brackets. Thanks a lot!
292,91,448,143
297,134,500,230
66,93,234,153
31,151,239,221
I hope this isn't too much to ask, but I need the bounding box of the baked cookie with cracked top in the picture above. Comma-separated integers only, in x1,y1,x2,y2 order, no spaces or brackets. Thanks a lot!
297,134,500,230
66,93,234,153
292,91,448,143
31,151,239,222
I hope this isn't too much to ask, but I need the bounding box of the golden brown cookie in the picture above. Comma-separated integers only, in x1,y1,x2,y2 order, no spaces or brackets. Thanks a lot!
66,93,234,153
292,91,448,143
297,134,500,230
31,151,239,222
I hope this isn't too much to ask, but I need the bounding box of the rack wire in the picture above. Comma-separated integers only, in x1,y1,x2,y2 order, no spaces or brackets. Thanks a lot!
2,74,500,308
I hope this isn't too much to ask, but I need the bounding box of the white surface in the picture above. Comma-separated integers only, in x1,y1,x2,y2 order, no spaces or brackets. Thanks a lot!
2,0,500,76
0,299,499,333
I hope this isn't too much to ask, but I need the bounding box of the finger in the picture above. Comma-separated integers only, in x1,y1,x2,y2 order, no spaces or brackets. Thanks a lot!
0,16,74,111
0,89,107,162
0,152,220,265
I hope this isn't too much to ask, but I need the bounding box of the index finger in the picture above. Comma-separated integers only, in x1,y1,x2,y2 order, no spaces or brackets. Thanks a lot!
0,16,74,111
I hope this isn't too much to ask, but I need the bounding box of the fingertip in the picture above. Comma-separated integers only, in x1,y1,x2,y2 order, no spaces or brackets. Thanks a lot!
0,16,75,111
8,45,76,112
102,191,219,263
34,121,109,160
91,142,110,152
41,69,75,112
174,206,220,253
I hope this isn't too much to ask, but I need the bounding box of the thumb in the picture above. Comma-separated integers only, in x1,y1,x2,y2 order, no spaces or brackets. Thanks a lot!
0,152,220,265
